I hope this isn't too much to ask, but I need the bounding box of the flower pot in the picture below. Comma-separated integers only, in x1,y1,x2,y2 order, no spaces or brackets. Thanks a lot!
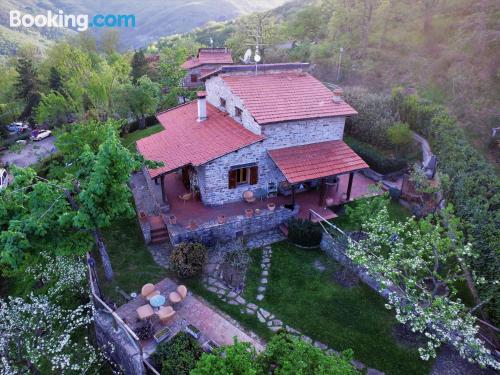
187,221,198,230
267,203,276,212
325,197,334,207
217,215,226,224
255,208,261,215
245,208,254,218
138,211,147,221
168,215,177,225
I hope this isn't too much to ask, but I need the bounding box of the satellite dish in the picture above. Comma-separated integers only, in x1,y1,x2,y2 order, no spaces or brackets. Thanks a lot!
254,53,261,63
243,48,252,63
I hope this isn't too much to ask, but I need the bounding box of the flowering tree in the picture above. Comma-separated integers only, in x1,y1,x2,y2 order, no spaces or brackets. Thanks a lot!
0,253,110,374
346,206,499,369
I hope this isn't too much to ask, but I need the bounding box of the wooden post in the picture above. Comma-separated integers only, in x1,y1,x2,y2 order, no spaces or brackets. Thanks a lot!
160,174,167,204
318,178,326,206
346,172,354,202
154,177,159,185
291,184,296,206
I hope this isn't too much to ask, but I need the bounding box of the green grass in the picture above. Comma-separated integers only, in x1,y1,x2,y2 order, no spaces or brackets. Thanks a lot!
121,124,163,151
250,241,431,375
95,217,166,304
332,198,411,231
242,248,263,302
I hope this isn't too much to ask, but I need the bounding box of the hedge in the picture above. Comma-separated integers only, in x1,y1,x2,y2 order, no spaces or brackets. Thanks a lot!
345,136,408,174
287,218,323,247
392,88,500,324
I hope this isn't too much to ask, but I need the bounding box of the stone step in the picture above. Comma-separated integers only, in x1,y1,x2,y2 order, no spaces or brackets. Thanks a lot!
151,233,169,244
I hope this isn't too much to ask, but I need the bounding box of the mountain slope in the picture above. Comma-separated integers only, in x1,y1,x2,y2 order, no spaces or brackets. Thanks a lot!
0,0,289,55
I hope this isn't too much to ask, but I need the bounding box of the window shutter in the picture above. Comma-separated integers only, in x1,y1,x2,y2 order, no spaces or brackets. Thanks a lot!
228,169,237,189
249,166,258,185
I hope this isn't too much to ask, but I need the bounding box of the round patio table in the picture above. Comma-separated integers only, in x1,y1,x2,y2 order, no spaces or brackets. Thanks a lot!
149,294,166,309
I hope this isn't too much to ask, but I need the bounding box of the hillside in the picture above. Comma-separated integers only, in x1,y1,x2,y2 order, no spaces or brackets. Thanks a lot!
0,0,288,55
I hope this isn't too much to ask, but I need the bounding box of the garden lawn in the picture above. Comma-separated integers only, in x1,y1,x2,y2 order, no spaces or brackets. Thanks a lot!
254,241,431,375
95,217,166,304
121,124,163,151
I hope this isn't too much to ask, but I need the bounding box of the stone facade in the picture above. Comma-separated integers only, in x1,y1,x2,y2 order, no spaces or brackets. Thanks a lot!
182,64,227,89
168,205,298,246
197,74,346,206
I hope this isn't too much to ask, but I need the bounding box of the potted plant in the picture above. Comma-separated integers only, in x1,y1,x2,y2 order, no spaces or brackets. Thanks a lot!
169,215,177,224
245,208,254,218
217,215,226,224
255,208,261,215
187,221,198,230
267,202,276,212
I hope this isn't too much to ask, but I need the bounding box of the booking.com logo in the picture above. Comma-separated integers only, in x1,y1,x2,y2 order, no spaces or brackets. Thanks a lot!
9,10,136,32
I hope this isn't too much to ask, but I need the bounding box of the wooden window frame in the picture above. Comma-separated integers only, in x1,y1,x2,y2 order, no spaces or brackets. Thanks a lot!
190,74,198,83
228,164,258,189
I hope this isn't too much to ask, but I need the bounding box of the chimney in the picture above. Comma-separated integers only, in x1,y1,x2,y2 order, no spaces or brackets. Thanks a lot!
197,91,207,121
332,88,343,103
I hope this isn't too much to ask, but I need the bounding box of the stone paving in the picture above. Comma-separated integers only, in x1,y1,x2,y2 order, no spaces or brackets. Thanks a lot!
201,242,384,374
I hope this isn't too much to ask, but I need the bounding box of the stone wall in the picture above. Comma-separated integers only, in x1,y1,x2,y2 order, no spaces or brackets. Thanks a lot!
320,232,392,298
94,311,146,375
168,205,299,246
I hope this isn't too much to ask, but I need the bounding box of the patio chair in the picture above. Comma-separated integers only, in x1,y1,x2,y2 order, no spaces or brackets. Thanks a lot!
137,304,154,320
177,285,188,300
243,190,256,203
169,291,182,304
178,192,192,205
141,283,160,301
156,306,176,324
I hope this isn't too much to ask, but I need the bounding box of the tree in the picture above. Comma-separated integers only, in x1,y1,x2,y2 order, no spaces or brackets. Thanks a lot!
346,206,500,369
130,49,148,83
36,91,74,126
0,253,108,374
14,58,41,119
387,122,412,154
117,76,160,129
48,66,63,94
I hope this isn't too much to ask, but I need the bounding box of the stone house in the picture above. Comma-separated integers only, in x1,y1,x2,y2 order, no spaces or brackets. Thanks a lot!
181,48,234,89
137,63,369,212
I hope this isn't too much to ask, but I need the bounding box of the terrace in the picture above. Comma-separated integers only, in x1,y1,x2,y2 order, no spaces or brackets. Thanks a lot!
115,277,264,358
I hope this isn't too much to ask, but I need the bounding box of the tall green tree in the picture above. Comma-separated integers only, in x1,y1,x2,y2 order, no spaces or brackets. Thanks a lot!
48,66,63,94
117,76,160,129
14,58,41,120
130,49,148,83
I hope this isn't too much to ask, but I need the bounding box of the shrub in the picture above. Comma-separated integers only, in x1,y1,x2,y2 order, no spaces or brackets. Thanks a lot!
287,218,322,247
170,242,207,278
345,136,408,174
393,87,500,324
134,320,154,341
223,250,251,270
152,332,203,375
387,122,412,153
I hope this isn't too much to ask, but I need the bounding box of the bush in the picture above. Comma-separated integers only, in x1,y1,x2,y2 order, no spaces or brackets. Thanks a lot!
393,88,500,324
152,332,203,375
287,218,322,247
345,136,408,174
134,320,154,341
170,242,207,278
223,250,251,270
387,122,412,152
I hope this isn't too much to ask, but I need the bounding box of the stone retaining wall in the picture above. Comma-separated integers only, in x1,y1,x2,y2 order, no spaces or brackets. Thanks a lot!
320,232,392,299
168,205,299,246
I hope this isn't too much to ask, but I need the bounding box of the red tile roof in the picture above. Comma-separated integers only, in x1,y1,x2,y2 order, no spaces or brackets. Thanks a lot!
222,72,357,124
268,140,369,184
181,48,233,69
136,101,264,178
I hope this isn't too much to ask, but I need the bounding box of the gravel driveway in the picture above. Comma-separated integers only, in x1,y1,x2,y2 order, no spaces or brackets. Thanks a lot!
0,137,57,168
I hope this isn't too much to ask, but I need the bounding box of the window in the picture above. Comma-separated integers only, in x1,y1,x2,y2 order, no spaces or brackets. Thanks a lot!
236,168,248,185
228,165,258,189
190,74,198,83
234,106,243,119
220,98,226,108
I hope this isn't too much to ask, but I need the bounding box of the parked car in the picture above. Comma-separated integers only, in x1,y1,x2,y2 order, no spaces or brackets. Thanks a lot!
0,168,9,190
31,129,52,141
6,122,29,134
